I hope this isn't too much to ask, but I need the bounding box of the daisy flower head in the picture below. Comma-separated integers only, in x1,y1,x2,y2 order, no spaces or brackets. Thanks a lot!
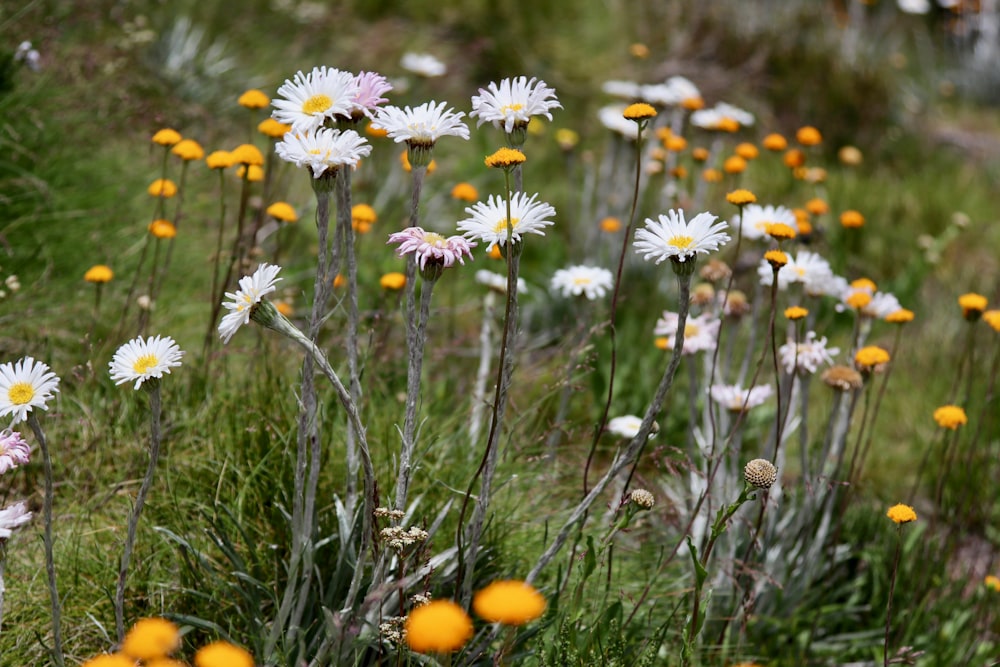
0,500,32,539
550,265,614,300
959,292,988,320
779,331,839,375
602,79,642,100
598,104,639,139
634,209,730,271
194,641,254,667
400,52,446,77
607,415,648,439
371,101,470,148
734,204,796,242
272,66,360,134
275,127,371,179
471,76,562,136
0,429,30,474
109,335,184,390
219,263,283,344
386,227,475,273
863,291,903,319
758,250,833,292
476,269,528,294
457,191,556,252
0,357,60,424
654,311,720,354
350,70,392,118
711,384,773,412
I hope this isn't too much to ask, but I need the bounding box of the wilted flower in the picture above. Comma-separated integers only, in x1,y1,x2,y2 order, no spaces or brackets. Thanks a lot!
629,488,655,509
821,365,864,391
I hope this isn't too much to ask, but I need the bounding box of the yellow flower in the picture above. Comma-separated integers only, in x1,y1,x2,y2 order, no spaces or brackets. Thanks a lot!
839,145,863,165
231,143,264,166
845,291,872,310
718,117,740,133
681,96,704,110
983,309,1000,332
670,166,688,179
236,165,264,182
487,245,503,260
238,88,270,109
146,659,187,667
723,155,747,174
266,202,298,223
484,147,526,169
796,219,813,236
147,178,178,198
473,580,547,625
275,301,293,317
121,617,180,660
84,265,114,283
152,128,182,146
351,204,377,230
366,123,389,138
171,139,204,161
783,148,805,168
600,216,622,233
629,42,650,58
851,277,877,292
785,306,808,320
805,197,829,216
205,151,235,170
958,292,988,320
855,345,890,369
81,654,136,667
194,641,254,667
933,405,967,430
623,102,657,121
726,189,757,206
258,118,293,138
985,575,1000,592
691,147,709,162
404,600,474,654
886,504,917,524
451,182,479,202
840,210,865,228
761,133,786,151
333,274,345,289
796,125,823,146
665,135,687,152
701,168,722,183
148,219,177,239
765,222,797,241
885,308,915,324
735,142,759,160
555,128,579,151
380,272,406,290
764,249,788,268
399,151,437,173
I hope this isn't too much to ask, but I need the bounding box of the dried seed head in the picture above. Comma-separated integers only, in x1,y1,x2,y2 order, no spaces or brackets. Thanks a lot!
821,365,864,391
744,458,777,489
629,489,655,510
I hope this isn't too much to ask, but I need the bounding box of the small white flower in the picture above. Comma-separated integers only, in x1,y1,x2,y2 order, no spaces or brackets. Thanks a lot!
634,209,730,265
0,356,60,424
371,101,469,146
898,0,931,13
865,292,903,319
0,500,32,539
758,250,834,291
734,204,797,242
607,415,645,439
272,66,360,134
641,76,701,107
550,265,614,300
219,263,283,344
109,335,184,390
275,127,372,178
779,331,840,375
602,79,642,100
691,102,755,130
470,76,562,133
598,104,639,139
654,312,720,355
710,384,773,412
458,191,556,251
629,488,655,509
400,52,446,77
0,429,30,475
475,269,527,294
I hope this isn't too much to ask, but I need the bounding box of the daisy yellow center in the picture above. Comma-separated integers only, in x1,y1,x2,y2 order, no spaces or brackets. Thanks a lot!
423,232,446,246
493,217,520,234
684,323,699,337
668,235,694,249
573,276,592,285
501,103,524,114
8,382,34,405
132,354,160,375
303,94,333,115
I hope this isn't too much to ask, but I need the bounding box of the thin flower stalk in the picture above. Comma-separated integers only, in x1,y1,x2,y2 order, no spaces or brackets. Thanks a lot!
340,170,363,513
153,157,193,301
528,275,693,584
204,167,229,358
955,335,1000,516
468,290,497,448
27,413,64,667
115,382,163,642
544,313,593,458
207,169,255,349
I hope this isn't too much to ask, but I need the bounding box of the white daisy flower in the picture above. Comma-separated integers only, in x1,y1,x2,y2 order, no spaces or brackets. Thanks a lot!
654,311,720,355
371,101,469,147
471,76,562,133
0,500,32,539
710,384,773,412
634,209,731,265
758,250,834,291
457,191,556,252
691,102,755,130
664,76,701,106
734,204,797,242
714,102,755,127
602,79,642,100
0,356,60,424
607,415,645,439
109,335,185,390
400,52,446,77
550,265,614,300
641,76,702,107
897,0,930,13
779,331,840,375
865,292,903,319
272,66,360,134
475,269,528,294
598,104,639,139
219,263,283,344
387,227,475,270
275,127,372,178
0,429,30,475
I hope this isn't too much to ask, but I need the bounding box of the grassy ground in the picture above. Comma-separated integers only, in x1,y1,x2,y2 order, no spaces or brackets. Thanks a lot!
2,1,1000,665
